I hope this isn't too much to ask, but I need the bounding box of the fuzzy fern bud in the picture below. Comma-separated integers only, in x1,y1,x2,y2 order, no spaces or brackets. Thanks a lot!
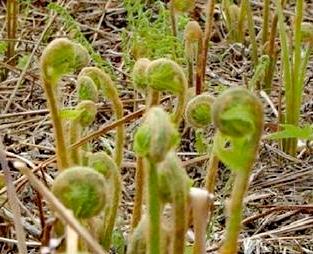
184,21,203,44
146,58,187,95
212,87,262,138
77,75,99,102
134,107,179,163
185,93,215,128
172,0,195,13
41,38,89,83
76,100,97,127
52,167,106,219
132,58,151,91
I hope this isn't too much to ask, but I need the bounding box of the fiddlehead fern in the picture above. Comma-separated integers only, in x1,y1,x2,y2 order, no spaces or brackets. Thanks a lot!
77,75,99,102
158,151,189,254
88,152,121,250
146,58,188,124
134,107,179,254
40,38,89,170
78,67,124,168
189,188,213,254
185,93,215,128
52,166,106,219
212,88,264,254
67,100,97,165
184,21,204,94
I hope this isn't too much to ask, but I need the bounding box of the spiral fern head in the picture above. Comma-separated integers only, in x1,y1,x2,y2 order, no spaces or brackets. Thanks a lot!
146,58,187,95
88,152,117,178
301,22,313,44
132,58,151,91
185,93,215,128
212,87,263,137
78,67,116,98
77,75,99,102
52,167,106,219
134,107,179,163
184,21,203,43
172,0,195,13
157,151,190,203
76,100,97,127
41,38,89,83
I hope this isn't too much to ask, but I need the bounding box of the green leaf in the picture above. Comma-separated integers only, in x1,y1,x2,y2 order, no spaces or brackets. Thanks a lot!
17,54,30,69
0,42,7,55
195,129,208,154
214,131,254,171
265,124,313,140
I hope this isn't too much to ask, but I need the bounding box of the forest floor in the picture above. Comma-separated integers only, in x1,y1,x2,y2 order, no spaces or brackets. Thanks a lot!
0,0,313,253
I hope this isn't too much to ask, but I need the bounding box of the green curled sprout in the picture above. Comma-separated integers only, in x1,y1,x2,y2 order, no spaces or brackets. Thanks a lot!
75,100,97,128
184,21,203,44
41,38,89,83
78,67,124,168
52,166,106,219
146,58,187,95
185,93,215,128
132,58,151,92
212,87,261,137
77,75,99,102
134,107,179,163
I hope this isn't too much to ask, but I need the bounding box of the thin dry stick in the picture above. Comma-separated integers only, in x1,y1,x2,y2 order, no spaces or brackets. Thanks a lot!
17,163,107,254
201,0,215,83
6,0,18,66
3,0,67,113
0,142,27,254
92,0,112,44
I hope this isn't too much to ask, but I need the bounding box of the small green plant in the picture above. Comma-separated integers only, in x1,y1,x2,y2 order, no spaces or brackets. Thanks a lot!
158,151,190,254
40,38,89,170
52,166,107,219
89,152,122,250
184,21,203,94
275,0,310,155
48,3,114,75
211,88,263,254
134,106,179,254
146,58,188,124
78,67,124,168
122,0,187,68
62,100,97,165
189,188,213,254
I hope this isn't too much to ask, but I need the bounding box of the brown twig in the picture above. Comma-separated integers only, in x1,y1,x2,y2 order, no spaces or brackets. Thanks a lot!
0,141,27,254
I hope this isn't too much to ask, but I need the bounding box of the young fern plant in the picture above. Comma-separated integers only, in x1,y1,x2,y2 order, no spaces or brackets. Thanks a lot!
62,100,97,165
134,107,179,254
184,21,204,94
78,67,124,167
146,58,188,125
89,152,122,251
131,57,158,230
275,0,309,155
158,151,190,254
184,93,219,194
52,166,107,219
40,38,89,170
189,188,213,254
210,88,263,254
